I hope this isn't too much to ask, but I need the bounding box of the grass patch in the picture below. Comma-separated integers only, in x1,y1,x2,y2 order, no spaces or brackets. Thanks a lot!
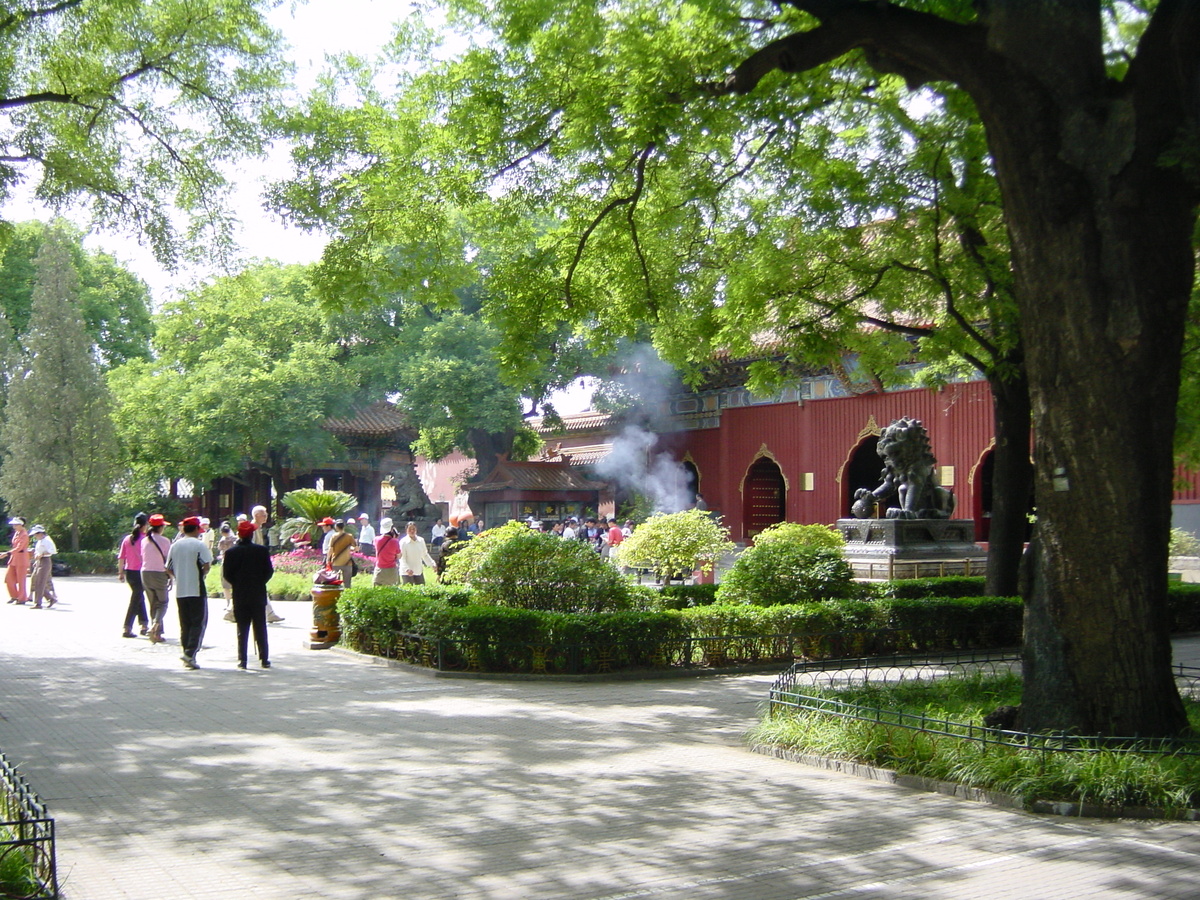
751,673,1200,815
0,828,42,897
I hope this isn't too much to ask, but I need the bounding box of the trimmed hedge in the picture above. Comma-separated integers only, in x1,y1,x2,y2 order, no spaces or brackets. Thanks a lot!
334,576,1200,675
339,585,688,673
1167,582,1200,632
338,584,1025,673
878,576,987,599
655,583,720,608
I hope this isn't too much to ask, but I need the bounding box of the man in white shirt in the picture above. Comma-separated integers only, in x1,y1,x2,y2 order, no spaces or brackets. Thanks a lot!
357,513,376,555
166,516,213,670
250,505,285,623
397,521,436,585
27,524,57,609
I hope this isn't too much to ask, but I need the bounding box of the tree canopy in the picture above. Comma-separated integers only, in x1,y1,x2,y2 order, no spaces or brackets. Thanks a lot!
0,0,288,265
107,263,349,494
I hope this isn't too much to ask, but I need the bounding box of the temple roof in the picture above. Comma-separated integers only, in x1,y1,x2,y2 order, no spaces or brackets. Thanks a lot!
468,457,607,493
533,410,617,435
323,401,415,440
540,442,612,467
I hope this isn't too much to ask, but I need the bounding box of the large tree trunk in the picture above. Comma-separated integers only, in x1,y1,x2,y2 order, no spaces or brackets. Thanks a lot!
975,26,1195,735
985,367,1032,598
467,427,517,482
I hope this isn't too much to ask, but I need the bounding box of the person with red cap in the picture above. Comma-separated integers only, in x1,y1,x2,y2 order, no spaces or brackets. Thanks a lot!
141,514,172,642
318,517,336,556
221,519,274,669
166,516,212,669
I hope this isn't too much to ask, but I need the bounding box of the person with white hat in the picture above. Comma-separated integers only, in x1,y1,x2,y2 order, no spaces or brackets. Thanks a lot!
372,518,399,586
27,525,57,609
2,517,30,605
357,513,375,556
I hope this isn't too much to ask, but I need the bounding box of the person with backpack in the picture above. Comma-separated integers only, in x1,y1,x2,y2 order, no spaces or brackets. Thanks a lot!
141,514,173,643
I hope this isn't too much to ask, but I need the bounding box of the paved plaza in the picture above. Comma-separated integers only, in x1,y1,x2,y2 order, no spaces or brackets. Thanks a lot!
0,575,1198,899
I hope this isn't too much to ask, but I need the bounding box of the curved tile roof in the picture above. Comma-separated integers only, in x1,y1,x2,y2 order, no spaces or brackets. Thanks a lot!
324,400,414,439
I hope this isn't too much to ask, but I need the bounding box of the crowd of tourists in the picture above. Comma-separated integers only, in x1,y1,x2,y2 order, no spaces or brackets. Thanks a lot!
114,510,278,671
2,505,637,672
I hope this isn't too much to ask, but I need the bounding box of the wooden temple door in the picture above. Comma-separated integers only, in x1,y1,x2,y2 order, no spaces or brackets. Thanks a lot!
742,457,786,540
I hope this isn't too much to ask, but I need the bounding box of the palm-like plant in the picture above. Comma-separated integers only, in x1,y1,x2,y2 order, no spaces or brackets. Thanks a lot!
278,489,358,545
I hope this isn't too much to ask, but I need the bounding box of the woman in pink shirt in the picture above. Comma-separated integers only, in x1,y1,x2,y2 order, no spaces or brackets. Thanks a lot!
117,512,150,638
372,518,400,586
141,514,173,643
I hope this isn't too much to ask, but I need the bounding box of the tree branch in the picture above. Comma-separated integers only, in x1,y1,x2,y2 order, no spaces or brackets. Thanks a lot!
699,2,985,98
564,142,655,307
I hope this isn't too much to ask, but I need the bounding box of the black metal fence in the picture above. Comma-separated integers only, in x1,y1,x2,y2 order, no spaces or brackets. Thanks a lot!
768,651,1200,756
0,750,57,899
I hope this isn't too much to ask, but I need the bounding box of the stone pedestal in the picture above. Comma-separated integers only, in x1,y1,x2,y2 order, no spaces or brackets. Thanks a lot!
836,518,987,580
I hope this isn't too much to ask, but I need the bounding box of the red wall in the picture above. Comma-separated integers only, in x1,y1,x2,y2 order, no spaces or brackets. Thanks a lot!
673,381,996,542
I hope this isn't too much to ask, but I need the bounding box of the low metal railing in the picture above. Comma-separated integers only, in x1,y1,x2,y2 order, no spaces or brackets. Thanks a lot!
768,652,1200,756
0,750,57,899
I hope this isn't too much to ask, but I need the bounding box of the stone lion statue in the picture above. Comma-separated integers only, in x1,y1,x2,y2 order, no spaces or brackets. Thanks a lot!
851,417,956,520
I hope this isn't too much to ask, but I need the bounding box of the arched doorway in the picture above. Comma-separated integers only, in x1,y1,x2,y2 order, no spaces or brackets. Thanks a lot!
843,436,882,517
682,460,700,507
742,456,786,540
972,447,1034,543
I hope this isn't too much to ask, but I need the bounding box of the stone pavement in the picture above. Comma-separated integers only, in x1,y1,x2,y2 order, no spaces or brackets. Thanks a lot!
1,575,1198,900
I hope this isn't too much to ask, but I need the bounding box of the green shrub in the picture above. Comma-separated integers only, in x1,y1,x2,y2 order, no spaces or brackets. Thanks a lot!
878,576,987,599
752,521,845,550
718,542,856,605
1170,527,1200,558
57,550,115,574
616,509,735,581
468,528,631,612
441,520,630,612
441,521,526,584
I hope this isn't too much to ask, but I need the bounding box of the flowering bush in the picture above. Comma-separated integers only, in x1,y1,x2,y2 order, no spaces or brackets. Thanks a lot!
270,548,375,576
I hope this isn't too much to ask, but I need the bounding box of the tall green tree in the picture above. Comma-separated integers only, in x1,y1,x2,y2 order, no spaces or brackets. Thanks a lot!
0,221,153,368
0,0,287,264
108,263,349,497
0,224,118,550
275,2,1200,737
